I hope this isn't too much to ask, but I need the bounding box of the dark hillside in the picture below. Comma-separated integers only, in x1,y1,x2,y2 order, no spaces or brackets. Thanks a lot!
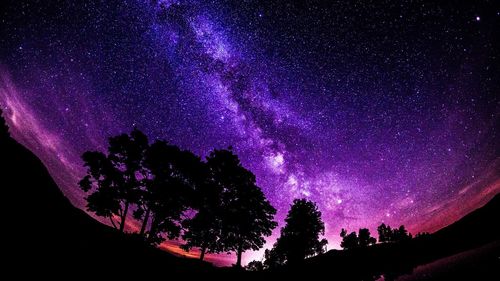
1,133,217,278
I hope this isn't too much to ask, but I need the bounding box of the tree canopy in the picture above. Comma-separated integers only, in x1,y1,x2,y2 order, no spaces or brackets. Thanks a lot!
209,149,277,267
340,228,376,249
246,260,264,271
79,128,149,232
139,140,204,244
80,131,277,266
358,228,377,247
181,151,224,260
377,223,412,243
340,228,359,250
266,199,327,266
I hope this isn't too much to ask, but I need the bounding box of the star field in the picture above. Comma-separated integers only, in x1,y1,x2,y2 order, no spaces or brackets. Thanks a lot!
1,0,499,265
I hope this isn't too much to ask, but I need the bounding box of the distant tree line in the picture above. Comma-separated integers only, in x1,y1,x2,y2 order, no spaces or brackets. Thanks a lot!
376,223,412,243
247,222,420,271
337,224,413,250
340,228,377,250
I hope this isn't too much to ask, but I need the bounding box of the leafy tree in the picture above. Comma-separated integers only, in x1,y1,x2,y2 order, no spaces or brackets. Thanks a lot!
139,140,203,244
181,165,224,260
263,247,286,269
270,199,328,265
377,223,392,243
181,208,221,260
358,228,376,247
210,149,277,267
340,230,359,250
246,260,264,271
79,128,148,233
377,223,412,243
393,225,412,242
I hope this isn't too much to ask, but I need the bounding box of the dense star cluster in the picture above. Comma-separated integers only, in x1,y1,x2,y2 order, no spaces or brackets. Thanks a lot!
0,0,498,264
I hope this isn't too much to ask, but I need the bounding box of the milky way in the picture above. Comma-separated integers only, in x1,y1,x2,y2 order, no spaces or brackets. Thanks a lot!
1,0,499,265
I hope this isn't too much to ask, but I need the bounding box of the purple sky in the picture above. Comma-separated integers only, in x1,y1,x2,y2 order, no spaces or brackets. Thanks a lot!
0,0,499,265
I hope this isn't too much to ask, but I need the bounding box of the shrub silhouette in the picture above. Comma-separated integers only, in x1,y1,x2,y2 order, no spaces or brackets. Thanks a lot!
267,199,327,265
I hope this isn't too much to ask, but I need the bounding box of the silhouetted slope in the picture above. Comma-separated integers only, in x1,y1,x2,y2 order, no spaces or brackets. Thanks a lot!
433,193,500,246
1,135,216,278
402,193,500,267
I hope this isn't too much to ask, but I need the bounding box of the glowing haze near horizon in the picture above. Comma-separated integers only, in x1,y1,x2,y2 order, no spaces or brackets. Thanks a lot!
0,0,499,265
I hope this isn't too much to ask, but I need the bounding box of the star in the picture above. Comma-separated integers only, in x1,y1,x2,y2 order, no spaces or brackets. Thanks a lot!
0,0,498,265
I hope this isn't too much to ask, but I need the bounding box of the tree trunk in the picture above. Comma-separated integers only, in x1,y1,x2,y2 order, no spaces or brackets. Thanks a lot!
119,201,129,233
148,217,159,243
109,216,118,229
236,243,243,268
139,208,151,236
199,246,206,261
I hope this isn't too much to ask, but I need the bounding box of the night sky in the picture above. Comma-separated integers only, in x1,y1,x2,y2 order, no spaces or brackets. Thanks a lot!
1,0,499,265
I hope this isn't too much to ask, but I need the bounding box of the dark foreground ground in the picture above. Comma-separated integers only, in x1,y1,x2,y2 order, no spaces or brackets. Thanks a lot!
393,241,500,281
2,132,499,280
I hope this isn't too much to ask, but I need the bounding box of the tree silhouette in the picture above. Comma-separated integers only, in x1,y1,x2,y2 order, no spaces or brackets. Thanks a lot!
270,199,327,265
358,228,377,247
138,140,203,244
181,207,221,260
340,229,359,250
209,149,277,267
377,223,412,243
181,163,224,260
377,223,392,243
79,128,149,233
414,232,430,239
393,225,412,242
0,108,9,140
263,247,286,269
246,260,264,271
340,228,347,239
